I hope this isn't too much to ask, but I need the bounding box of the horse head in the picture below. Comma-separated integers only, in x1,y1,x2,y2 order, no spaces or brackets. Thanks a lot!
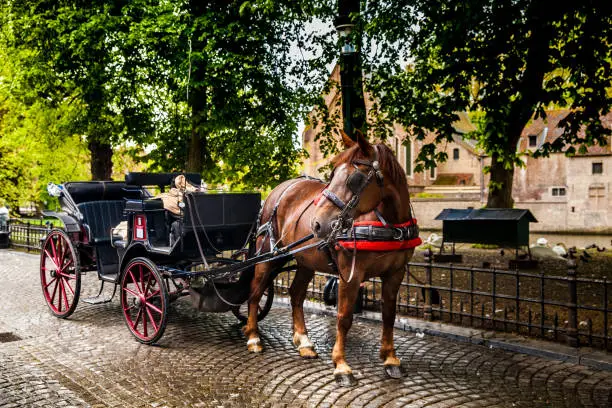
311,130,405,239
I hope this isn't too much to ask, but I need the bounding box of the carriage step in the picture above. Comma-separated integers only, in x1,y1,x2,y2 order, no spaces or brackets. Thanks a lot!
99,273,119,283
81,296,114,305
81,281,117,305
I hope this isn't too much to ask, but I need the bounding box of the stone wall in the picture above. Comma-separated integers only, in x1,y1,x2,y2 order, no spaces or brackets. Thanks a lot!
412,198,612,233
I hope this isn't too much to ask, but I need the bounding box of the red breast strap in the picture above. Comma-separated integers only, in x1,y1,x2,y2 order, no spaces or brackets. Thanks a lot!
336,237,422,252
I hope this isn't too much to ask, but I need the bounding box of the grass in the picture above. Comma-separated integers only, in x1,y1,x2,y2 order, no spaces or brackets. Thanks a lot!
471,243,500,249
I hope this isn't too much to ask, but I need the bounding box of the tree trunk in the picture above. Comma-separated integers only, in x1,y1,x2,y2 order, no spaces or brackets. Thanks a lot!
486,153,515,208
484,1,553,209
186,127,202,173
88,140,113,180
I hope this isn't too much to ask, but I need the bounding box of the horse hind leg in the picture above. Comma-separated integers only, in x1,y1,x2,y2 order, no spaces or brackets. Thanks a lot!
244,262,271,353
289,266,317,358
380,269,404,379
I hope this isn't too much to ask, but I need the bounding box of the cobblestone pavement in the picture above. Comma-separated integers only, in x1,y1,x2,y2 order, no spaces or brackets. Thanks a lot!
0,249,611,408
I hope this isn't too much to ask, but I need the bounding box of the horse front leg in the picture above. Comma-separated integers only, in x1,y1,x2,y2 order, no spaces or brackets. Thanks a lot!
290,266,317,358
244,262,270,353
332,276,361,387
380,268,404,379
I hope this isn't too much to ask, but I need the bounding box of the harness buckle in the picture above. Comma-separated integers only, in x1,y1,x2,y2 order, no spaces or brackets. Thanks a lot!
393,228,404,240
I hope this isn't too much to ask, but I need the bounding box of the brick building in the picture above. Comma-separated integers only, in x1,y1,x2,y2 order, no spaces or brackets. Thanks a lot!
302,68,612,232
302,65,487,199
514,110,612,231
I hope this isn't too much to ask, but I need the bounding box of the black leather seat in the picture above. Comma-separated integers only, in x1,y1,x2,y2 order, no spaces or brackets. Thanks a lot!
124,199,164,212
78,201,126,243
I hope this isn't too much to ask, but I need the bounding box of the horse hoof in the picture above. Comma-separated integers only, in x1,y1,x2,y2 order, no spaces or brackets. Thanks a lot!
335,373,357,387
248,344,263,353
247,338,262,353
299,347,318,359
384,365,402,379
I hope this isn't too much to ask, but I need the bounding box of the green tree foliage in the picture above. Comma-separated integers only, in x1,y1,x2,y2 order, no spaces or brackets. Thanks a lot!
358,0,612,207
6,0,313,188
8,0,159,180
0,19,89,211
133,0,314,186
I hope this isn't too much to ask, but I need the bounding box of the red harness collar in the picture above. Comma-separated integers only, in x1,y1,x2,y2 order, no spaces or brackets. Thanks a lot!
314,188,422,252
335,218,422,252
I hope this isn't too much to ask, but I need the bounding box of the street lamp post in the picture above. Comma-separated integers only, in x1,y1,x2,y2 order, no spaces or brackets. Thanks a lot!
335,0,366,141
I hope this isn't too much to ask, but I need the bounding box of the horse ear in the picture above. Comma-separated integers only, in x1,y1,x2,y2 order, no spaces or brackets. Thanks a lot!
339,129,355,148
355,129,375,156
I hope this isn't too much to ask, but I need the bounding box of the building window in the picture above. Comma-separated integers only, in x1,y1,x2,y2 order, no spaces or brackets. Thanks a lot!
552,187,566,197
592,162,603,174
429,166,437,180
453,148,460,160
589,185,605,197
404,139,412,176
528,135,537,147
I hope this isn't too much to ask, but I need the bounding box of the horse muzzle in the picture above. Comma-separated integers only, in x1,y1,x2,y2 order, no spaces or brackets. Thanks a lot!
311,216,333,239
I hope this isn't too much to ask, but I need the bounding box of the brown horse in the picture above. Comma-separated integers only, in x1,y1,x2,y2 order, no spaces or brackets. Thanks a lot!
243,130,419,386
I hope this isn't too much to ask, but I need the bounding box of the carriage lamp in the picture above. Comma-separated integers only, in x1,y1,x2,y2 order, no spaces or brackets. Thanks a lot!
133,214,147,241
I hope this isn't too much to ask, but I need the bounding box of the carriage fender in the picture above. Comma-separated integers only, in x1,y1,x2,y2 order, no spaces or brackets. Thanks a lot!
42,211,81,233
118,242,149,276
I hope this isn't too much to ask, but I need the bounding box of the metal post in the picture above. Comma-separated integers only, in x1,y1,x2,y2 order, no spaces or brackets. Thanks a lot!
26,221,31,252
479,155,485,203
566,257,579,347
335,0,366,139
423,248,433,321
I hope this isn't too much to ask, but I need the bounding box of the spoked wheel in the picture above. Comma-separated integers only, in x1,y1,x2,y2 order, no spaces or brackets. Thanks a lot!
40,229,81,318
232,281,274,323
120,258,168,344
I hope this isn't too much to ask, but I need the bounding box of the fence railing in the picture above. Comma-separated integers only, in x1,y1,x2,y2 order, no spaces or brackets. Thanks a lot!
5,220,610,351
6,218,50,252
275,249,611,351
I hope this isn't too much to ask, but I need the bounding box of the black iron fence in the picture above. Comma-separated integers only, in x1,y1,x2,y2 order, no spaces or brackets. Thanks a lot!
275,249,611,351
5,218,50,252
4,220,610,351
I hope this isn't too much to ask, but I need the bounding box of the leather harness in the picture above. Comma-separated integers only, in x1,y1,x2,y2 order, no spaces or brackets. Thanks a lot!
315,146,422,253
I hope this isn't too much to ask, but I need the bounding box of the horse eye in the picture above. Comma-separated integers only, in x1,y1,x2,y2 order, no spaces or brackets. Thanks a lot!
346,172,366,193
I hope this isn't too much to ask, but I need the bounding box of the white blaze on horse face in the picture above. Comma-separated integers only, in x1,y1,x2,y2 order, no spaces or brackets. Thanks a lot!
328,164,352,202
312,163,352,238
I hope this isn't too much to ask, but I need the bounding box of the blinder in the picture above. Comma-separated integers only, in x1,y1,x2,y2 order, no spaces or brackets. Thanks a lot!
346,160,384,195
346,166,368,194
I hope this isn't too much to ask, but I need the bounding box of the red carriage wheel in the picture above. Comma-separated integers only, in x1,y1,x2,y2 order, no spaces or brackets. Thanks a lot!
40,229,81,318
120,258,168,344
232,281,274,323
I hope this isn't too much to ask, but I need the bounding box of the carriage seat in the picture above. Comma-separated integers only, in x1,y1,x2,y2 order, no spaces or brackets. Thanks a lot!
77,200,126,244
124,198,164,212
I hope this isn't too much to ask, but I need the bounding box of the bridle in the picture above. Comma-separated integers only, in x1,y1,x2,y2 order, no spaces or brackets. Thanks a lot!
317,146,385,246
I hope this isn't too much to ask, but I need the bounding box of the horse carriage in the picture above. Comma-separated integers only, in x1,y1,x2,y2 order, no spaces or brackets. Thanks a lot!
40,131,422,386
40,172,312,344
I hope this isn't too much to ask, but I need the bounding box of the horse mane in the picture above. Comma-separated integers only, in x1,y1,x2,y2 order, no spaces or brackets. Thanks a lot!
331,143,411,198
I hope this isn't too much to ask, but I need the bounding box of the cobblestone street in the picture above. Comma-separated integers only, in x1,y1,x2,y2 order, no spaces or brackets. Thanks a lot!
0,249,611,407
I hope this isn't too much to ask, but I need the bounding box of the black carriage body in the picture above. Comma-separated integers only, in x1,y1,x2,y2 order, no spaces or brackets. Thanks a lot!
120,191,261,266
39,173,297,343
44,175,261,282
